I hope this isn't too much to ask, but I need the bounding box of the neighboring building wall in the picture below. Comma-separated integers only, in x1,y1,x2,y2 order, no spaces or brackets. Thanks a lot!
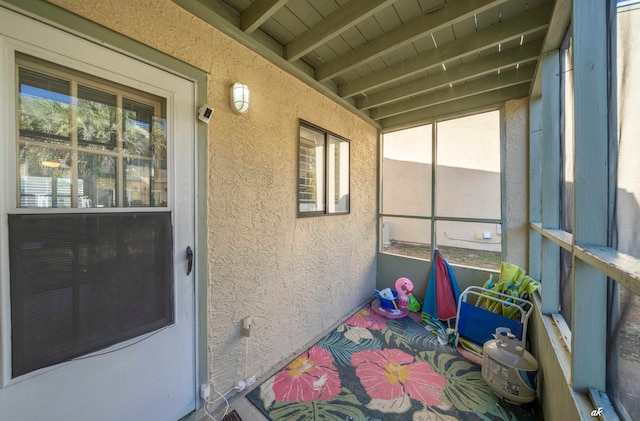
47,0,378,394
382,158,501,251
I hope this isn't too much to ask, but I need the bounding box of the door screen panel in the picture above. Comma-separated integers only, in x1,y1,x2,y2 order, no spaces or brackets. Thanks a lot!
9,213,173,377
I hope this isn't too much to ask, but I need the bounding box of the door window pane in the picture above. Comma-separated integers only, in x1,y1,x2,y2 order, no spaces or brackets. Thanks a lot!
77,85,117,149
123,98,155,156
19,144,71,208
18,68,71,144
77,152,116,208
16,54,167,209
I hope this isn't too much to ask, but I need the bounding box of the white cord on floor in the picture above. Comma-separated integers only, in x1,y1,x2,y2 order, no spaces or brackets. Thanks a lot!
203,385,233,421
244,335,250,380
203,344,234,421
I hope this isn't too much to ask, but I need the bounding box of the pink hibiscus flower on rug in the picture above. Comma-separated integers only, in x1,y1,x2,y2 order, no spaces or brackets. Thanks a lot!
272,345,340,402
351,348,446,407
344,304,387,330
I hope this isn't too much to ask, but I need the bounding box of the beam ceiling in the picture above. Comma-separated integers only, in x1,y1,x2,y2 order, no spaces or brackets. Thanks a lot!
174,0,554,131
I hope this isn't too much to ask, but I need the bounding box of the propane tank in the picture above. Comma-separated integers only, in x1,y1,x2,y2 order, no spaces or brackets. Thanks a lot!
482,327,538,405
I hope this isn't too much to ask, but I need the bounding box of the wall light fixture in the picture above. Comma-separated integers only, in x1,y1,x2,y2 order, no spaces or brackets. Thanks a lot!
230,82,250,114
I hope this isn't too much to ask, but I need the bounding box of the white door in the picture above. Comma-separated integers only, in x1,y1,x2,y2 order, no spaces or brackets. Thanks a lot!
0,8,197,421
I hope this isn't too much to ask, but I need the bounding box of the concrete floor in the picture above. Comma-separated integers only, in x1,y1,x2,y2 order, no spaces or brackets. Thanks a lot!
230,395,270,420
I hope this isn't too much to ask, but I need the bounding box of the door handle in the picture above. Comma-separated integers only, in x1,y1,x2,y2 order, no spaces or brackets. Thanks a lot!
186,246,193,275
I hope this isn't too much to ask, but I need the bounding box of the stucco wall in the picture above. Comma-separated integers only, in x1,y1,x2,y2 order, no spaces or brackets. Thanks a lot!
47,0,378,396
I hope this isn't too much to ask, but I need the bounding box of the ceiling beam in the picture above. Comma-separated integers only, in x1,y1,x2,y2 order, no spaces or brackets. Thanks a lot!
380,84,530,131
285,0,396,62
339,2,552,98
172,0,380,128
315,0,511,82
241,0,290,34
371,64,535,120
529,0,571,98
358,39,542,110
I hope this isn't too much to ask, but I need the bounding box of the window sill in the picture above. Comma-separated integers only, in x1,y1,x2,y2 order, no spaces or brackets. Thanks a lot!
532,292,619,419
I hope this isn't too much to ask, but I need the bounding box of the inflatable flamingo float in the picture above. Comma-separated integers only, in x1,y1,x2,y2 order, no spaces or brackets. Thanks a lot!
395,277,421,312
371,277,422,318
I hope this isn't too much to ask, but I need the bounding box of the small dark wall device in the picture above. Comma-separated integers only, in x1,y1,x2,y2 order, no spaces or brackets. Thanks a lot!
198,105,214,123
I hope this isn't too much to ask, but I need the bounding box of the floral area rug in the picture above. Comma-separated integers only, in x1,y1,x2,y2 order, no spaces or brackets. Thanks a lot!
247,302,543,420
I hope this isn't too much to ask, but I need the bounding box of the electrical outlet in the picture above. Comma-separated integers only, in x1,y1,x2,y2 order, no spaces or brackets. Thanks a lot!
242,316,252,337
235,380,246,392
200,384,210,400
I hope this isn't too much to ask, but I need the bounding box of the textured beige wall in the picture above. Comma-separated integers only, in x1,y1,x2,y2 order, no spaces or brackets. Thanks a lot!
47,0,378,394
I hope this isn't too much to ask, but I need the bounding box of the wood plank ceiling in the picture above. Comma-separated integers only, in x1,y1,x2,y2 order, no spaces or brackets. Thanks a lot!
174,0,554,131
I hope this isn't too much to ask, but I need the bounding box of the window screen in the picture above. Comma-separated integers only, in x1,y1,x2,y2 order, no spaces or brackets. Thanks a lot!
9,212,173,377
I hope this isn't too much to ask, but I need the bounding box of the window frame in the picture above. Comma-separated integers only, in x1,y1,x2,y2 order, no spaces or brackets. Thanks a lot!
297,119,350,217
558,24,575,335
529,2,638,419
15,53,168,211
379,108,504,270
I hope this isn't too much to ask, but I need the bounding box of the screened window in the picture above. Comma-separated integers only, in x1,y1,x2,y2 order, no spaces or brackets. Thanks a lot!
381,110,502,270
9,213,173,377
613,3,640,419
298,121,349,216
531,3,640,419
559,28,575,329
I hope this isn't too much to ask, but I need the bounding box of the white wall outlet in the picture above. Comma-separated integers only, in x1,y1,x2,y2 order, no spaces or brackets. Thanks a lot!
482,232,492,239
242,316,252,337
200,383,210,400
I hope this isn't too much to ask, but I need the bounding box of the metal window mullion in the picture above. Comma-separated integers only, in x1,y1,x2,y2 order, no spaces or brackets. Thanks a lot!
499,106,507,261
327,135,335,213
323,132,328,213
378,131,383,252
70,81,79,208
116,94,124,207
430,122,437,252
